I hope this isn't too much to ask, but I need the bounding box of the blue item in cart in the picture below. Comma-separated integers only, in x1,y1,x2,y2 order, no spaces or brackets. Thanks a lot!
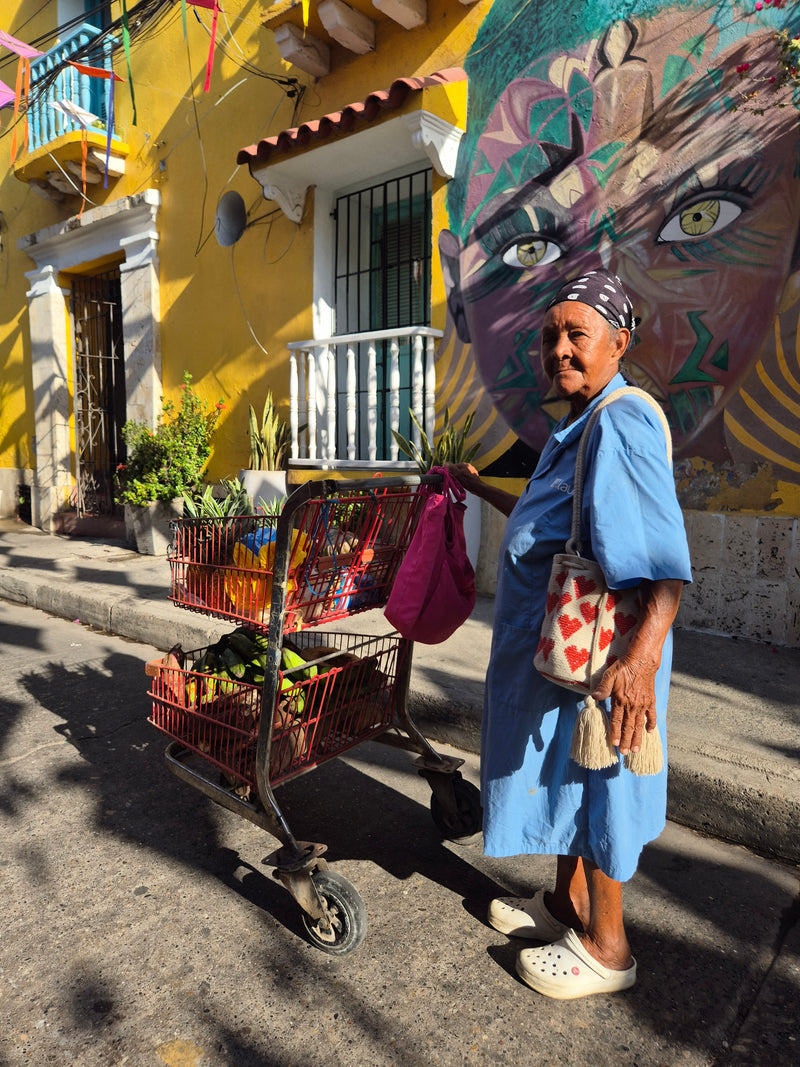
242,527,276,554
331,570,380,611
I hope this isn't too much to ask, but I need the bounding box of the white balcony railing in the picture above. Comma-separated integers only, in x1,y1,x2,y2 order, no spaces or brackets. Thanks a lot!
288,326,443,464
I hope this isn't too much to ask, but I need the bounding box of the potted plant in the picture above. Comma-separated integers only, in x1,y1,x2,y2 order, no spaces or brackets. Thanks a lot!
116,372,225,555
239,390,291,512
392,408,483,570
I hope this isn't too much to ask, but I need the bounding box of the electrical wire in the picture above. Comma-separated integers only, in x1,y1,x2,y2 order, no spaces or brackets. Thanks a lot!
230,243,270,357
184,29,210,258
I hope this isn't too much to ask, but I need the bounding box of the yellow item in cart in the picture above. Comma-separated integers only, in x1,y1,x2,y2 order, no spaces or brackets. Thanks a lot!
225,530,311,619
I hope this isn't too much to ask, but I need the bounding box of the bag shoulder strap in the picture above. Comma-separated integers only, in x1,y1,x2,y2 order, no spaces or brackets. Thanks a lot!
568,386,672,555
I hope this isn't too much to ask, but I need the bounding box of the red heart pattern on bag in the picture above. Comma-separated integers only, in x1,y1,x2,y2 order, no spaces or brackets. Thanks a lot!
546,592,559,615
574,576,597,599
565,645,590,672
555,571,568,588
558,614,584,635
615,612,637,636
537,637,554,662
599,627,614,650
558,615,582,640
580,601,598,625
606,592,621,610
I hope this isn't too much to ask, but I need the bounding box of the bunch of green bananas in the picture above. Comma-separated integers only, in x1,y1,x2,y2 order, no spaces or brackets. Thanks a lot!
188,627,269,704
186,628,319,710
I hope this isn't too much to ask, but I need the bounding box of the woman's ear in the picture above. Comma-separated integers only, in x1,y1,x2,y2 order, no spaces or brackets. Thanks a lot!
613,326,631,360
439,229,471,344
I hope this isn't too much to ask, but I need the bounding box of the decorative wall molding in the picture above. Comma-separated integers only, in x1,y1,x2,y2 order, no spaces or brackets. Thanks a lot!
319,0,376,53
372,0,427,30
404,111,464,178
260,181,309,224
273,22,330,78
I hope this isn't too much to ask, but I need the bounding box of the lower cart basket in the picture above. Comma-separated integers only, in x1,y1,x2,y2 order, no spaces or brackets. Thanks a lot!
147,631,404,791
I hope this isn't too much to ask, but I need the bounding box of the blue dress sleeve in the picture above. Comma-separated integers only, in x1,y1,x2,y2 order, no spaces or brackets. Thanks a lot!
580,396,693,589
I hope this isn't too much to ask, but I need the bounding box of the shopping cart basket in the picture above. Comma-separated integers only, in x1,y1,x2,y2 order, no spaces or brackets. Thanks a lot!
146,475,482,955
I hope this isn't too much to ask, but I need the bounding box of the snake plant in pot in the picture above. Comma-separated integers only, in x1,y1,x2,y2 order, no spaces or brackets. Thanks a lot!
239,391,291,512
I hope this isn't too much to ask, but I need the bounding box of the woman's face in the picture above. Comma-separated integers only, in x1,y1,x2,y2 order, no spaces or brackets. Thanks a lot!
443,10,800,453
540,302,627,414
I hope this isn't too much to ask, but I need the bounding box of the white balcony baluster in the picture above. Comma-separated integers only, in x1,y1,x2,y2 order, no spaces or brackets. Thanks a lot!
346,345,356,461
325,346,336,461
289,351,299,460
306,349,317,461
425,335,436,442
411,332,424,451
367,340,377,462
389,337,400,462
287,326,442,465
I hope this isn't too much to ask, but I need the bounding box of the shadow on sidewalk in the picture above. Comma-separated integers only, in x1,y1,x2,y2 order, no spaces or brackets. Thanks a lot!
10,644,800,1065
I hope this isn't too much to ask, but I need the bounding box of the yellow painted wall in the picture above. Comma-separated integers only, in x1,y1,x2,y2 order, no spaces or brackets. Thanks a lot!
0,0,490,497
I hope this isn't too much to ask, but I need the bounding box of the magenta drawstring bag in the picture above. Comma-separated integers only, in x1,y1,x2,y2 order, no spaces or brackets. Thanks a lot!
384,466,476,643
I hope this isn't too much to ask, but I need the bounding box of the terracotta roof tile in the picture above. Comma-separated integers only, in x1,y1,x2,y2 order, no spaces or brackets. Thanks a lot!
237,68,466,166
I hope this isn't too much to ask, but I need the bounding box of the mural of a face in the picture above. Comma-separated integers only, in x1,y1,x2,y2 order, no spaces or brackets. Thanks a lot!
441,3,800,456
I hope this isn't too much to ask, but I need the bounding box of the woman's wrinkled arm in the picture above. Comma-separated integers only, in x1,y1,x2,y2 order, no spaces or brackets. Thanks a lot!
591,578,684,755
445,462,519,517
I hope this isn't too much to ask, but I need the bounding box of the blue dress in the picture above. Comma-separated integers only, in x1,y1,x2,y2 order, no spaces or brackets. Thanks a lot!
481,374,693,882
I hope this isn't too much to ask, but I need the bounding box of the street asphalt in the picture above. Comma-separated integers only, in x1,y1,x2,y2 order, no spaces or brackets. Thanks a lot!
1,598,799,1066
0,517,797,867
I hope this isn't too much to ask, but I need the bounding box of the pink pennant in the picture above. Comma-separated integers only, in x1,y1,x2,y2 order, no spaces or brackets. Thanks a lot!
0,77,14,108
0,29,43,60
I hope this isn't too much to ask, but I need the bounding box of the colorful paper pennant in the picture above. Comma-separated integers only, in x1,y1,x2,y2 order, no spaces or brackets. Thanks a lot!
66,61,123,189
1,29,43,162
120,0,137,124
0,29,43,60
0,77,15,108
185,0,220,92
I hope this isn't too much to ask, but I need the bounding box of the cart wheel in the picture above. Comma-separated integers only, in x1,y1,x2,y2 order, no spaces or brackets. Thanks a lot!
299,870,368,956
430,773,483,844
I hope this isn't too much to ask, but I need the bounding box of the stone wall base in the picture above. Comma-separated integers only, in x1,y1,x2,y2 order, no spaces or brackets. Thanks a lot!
473,506,800,649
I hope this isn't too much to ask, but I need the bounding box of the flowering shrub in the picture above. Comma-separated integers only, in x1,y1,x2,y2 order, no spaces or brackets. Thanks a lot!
731,2,800,110
116,373,225,506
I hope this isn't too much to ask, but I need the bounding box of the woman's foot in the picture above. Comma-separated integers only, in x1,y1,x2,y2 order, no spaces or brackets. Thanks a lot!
516,929,637,1000
487,889,569,941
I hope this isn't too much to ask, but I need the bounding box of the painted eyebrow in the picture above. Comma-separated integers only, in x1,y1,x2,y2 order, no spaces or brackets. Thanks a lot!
470,111,585,246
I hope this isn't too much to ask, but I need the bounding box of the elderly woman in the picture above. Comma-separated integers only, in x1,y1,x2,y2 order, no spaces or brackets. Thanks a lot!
450,270,692,1000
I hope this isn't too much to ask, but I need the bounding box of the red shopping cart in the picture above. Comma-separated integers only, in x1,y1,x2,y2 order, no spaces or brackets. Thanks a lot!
146,475,482,955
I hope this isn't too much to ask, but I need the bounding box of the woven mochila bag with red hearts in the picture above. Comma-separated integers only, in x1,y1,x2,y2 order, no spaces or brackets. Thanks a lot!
532,387,673,776
534,554,641,694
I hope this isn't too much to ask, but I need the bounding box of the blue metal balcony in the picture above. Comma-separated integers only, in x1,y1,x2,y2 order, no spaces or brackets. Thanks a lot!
27,23,114,151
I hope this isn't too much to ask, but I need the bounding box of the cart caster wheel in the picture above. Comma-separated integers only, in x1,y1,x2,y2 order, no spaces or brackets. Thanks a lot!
300,870,368,956
430,773,483,844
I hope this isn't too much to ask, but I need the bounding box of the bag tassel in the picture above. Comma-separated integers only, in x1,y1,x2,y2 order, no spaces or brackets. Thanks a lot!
570,695,617,770
624,727,664,776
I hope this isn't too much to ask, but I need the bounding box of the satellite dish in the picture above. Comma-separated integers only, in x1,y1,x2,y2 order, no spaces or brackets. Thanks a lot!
214,191,248,247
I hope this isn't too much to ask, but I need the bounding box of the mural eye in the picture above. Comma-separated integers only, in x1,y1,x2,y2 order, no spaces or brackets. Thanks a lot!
502,237,562,269
658,198,742,242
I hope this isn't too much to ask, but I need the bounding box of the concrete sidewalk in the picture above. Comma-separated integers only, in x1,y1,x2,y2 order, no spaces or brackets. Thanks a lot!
1,517,797,864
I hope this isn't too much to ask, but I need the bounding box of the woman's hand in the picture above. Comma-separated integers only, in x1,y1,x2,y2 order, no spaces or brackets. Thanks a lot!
590,578,684,755
445,461,481,492
592,654,657,755
444,462,520,517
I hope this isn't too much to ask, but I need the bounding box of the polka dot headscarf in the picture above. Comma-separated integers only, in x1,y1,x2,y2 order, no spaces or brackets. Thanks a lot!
545,270,637,335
